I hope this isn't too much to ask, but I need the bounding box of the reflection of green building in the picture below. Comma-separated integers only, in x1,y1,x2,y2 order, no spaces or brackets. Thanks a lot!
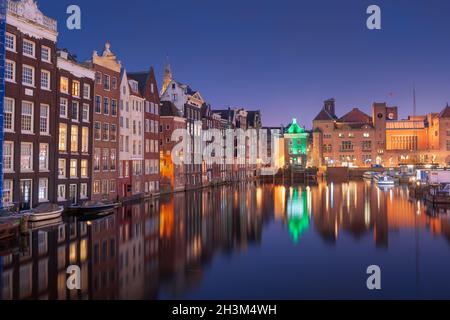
284,118,308,167
286,188,309,243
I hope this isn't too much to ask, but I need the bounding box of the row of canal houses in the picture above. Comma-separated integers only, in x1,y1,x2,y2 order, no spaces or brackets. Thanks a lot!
1,0,263,211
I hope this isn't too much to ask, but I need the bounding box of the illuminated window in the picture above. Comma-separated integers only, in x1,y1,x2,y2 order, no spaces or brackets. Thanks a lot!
60,77,69,94
70,159,77,178
20,142,33,171
81,159,88,178
59,123,67,152
94,148,100,171
70,126,78,153
3,180,13,206
39,143,49,171
72,80,80,97
81,127,89,153
58,159,66,178
93,180,100,194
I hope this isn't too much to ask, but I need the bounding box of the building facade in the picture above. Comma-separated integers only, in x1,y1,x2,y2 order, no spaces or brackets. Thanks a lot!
90,43,120,201
55,50,95,206
3,0,58,210
128,68,160,196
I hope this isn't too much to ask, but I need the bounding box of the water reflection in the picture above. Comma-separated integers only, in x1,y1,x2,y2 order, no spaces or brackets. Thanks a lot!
1,181,450,299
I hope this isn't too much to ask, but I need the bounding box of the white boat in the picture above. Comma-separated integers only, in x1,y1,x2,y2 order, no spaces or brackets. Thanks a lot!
26,204,63,222
376,175,396,186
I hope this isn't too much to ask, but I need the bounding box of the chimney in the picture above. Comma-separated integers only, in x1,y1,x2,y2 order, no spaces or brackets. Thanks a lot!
324,98,336,116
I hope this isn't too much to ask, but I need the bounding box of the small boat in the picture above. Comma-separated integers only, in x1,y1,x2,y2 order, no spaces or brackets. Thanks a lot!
0,218,20,240
376,174,396,186
28,216,63,231
363,171,377,180
425,184,450,205
69,200,120,214
26,203,63,222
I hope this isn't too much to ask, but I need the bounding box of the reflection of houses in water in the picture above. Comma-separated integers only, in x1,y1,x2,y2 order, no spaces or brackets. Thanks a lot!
0,221,88,300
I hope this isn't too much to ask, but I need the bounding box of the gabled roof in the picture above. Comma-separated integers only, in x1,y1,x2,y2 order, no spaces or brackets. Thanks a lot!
286,118,305,134
214,109,235,122
439,104,450,118
338,108,371,123
313,109,337,121
127,72,148,96
160,101,181,117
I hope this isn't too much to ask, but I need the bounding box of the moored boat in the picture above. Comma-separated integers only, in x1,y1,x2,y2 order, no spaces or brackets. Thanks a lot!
69,200,120,214
376,174,396,186
363,171,377,180
26,203,64,222
425,183,450,205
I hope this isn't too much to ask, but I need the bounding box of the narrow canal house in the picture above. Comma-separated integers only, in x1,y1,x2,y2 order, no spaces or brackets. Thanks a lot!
88,43,121,201
159,64,204,190
3,0,58,210
128,68,161,197
55,50,95,206
118,71,145,200
159,101,186,193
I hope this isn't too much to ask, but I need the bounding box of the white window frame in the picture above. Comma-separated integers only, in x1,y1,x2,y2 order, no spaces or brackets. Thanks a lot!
60,76,69,94
22,64,35,87
83,83,91,100
5,60,16,82
41,46,51,63
70,159,78,178
23,39,35,58
39,143,49,171
3,180,13,206
20,142,33,172
58,159,66,178
4,97,15,132
60,98,68,118
5,33,16,52
81,159,88,178
82,104,89,122
21,101,34,134
72,80,80,97
38,178,49,202
40,70,50,90
80,183,88,199
40,104,50,135
3,141,14,173
57,184,66,202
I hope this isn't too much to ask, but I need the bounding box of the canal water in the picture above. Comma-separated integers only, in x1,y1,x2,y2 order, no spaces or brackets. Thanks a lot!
1,180,450,300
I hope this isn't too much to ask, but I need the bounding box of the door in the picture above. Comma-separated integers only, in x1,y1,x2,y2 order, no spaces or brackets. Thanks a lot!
69,184,77,205
20,180,32,211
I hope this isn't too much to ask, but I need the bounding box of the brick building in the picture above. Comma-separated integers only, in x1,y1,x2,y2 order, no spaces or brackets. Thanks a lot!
55,49,95,206
89,43,120,201
3,0,58,209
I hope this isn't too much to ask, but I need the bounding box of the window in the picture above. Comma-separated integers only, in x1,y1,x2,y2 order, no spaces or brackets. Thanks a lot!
59,123,67,152
82,104,89,122
60,98,68,118
40,104,49,134
81,160,88,178
70,159,77,178
95,95,101,113
94,122,101,140
3,142,14,172
110,180,116,193
102,149,109,171
58,159,66,178
83,84,90,99
22,65,34,86
110,124,117,142
39,144,49,171
41,46,51,63
103,74,110,90
57,185,66,201
4,98,14,131
112,77,117,89
40,70,50,90
21,101,33,133
20,142,33,172
5,60,15,82
103,97,109,114
110,149,116,171
94,149,100,171
3,180,13,206
81,127,89,153
101,180,108,195
80,184,88,199
71,101,79,121
38,179,48,202
111,99,117,116
93,181,100,194
70,126,78,153
72,80,80,97
95,72,101,85
102,123,109,141
5,33,15,51
60,77,69,93
23,39,35,57
363,132,370,138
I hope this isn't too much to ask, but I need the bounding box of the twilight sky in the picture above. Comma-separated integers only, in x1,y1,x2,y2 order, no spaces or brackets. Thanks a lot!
39,0,450,127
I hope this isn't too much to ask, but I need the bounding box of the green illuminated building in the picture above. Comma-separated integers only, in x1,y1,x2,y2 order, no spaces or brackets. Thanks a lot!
284,118,309,167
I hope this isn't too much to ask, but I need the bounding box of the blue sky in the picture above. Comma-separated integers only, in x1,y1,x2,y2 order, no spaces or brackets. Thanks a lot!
39,0,450,127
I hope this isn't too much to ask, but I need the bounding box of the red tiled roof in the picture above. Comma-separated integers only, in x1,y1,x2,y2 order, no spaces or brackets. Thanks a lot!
439,104,450,118
313,109,336,121
338,108,371,123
